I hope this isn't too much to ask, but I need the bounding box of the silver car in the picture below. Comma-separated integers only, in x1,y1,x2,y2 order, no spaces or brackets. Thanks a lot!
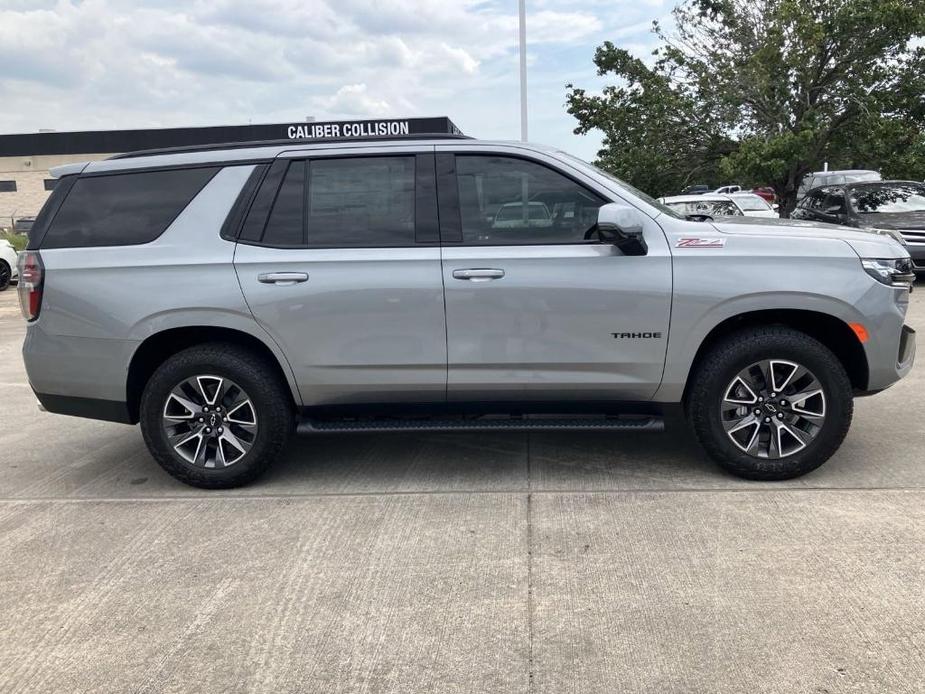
19,134,916,487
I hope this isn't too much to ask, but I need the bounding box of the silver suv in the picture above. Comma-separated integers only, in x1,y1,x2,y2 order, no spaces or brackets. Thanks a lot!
18,133,916,488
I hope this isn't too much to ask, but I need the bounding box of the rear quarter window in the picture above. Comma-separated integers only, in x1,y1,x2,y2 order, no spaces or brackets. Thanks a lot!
40,167,218,249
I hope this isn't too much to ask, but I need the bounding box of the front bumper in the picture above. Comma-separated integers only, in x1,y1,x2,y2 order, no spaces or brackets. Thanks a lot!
898,325,916,371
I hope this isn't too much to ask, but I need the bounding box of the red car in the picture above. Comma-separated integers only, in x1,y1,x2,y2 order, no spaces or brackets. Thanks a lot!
752,187,776,204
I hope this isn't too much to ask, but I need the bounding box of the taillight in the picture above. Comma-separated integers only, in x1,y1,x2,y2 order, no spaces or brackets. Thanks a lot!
17,251,44,322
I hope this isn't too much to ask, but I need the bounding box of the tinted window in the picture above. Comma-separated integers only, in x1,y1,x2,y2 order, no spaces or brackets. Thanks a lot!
307,157,415,247
805,190,827,211
850,183,925,214
262,161,305,246
456,156,605,244
822,190,846,215
42,167,218,249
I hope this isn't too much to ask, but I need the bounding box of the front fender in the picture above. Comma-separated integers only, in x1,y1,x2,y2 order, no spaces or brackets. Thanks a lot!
654,247,882,402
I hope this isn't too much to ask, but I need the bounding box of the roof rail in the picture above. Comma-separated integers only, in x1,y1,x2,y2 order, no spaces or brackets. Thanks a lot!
109,133,473,160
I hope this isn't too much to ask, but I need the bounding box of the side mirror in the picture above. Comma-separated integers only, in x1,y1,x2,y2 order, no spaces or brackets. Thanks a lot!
595,203,648,256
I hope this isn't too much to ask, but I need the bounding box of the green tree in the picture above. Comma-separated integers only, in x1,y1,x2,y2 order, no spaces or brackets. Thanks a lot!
567,0,925,215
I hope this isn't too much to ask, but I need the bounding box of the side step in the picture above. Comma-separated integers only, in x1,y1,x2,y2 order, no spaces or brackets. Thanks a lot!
296,415,664,435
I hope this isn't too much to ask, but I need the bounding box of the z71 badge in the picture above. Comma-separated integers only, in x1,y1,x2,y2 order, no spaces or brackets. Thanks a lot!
676,237,726,248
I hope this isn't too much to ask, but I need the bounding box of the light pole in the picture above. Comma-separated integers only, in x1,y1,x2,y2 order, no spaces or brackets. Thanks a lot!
518,0,527,142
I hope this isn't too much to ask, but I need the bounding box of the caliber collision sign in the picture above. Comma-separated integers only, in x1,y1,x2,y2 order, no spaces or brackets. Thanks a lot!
285,117,462,141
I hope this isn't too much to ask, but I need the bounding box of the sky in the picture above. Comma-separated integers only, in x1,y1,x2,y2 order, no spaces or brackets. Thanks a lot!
0,0,670,161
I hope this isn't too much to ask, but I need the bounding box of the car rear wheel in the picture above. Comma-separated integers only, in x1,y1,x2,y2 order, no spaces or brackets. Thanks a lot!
140,343,293,488
687,326,853,480
0,261,11,291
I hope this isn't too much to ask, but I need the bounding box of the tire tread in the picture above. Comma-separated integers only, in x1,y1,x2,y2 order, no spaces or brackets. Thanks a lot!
140,343,292,489
687,325,853,480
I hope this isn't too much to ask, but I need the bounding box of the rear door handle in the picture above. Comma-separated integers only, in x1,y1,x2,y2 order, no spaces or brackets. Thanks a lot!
257,272,309,285
452,268,505,282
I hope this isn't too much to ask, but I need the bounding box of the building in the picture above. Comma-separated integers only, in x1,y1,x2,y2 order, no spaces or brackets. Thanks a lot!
0,117,462,230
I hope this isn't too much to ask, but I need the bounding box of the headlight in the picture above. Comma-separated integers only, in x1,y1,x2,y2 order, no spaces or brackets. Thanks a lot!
861,257,916,288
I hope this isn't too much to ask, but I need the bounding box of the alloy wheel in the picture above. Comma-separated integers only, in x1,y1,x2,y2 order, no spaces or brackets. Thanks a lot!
161,375,258,468
721,359,826,459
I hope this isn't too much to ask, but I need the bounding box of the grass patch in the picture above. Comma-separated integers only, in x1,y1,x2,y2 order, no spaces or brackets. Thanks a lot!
0,231,27,252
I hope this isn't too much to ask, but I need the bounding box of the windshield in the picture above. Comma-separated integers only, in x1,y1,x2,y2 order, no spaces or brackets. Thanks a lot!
664,200,743,217
850,183,925,214
733,196,771,211
558,153,684,218
844,172,881,184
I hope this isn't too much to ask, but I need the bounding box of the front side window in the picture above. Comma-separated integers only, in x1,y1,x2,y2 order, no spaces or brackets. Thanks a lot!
805,191,828,211
41,167,218,249
455,155,605,245
822,190,847,215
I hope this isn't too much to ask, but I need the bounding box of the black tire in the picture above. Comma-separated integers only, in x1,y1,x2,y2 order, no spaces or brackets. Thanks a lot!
140,343,293,488
0,260,11,291
687,326,853,480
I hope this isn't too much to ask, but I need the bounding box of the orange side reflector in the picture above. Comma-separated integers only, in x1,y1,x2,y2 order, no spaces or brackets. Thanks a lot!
849,323,869,343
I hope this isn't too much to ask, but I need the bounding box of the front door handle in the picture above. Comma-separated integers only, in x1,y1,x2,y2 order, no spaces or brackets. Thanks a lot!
452,268,505,282
258,272,309,285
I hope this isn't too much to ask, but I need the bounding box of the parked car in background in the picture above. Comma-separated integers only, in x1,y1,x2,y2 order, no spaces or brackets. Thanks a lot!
492,201,553,228
797,170,880,200
659,194,775,218
680,184,711,195
792,180,925,275
0,238,19,291
752,187,777,204
659,195,743,217
728,193,778,218
713,185,743,194
13,218,35,233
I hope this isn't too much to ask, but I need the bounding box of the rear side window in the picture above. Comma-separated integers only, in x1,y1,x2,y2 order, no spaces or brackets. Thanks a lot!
308,157,415,247
41,167,218,249
262,161,305,246
260,156,416,248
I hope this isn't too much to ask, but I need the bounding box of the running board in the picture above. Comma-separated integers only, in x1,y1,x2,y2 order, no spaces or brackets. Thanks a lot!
296,415,664,435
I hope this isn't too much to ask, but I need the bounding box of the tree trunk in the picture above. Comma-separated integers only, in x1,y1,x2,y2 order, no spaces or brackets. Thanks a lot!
776,168,803,218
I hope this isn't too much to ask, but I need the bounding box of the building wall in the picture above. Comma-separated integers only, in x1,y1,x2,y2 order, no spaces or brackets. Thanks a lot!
0,153,112,229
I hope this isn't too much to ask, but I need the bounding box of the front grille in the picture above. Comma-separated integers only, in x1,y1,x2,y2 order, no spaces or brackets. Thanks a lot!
899,229,925,244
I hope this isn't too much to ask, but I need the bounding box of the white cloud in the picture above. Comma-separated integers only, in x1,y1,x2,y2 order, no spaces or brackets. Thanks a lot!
0,0,663,160
315,84,395,117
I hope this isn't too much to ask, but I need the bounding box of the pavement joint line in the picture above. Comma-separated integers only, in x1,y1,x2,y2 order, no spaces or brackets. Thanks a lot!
0,485,924,504
526,432,535,692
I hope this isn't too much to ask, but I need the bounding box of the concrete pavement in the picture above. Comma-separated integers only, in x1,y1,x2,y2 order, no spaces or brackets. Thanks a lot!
0,285,923,693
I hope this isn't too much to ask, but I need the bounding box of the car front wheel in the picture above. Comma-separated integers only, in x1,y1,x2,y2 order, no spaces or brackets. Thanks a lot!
140,343,293,488
687,326,853,480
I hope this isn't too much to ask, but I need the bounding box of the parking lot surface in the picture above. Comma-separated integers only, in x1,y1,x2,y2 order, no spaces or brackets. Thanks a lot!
1,285,923,693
